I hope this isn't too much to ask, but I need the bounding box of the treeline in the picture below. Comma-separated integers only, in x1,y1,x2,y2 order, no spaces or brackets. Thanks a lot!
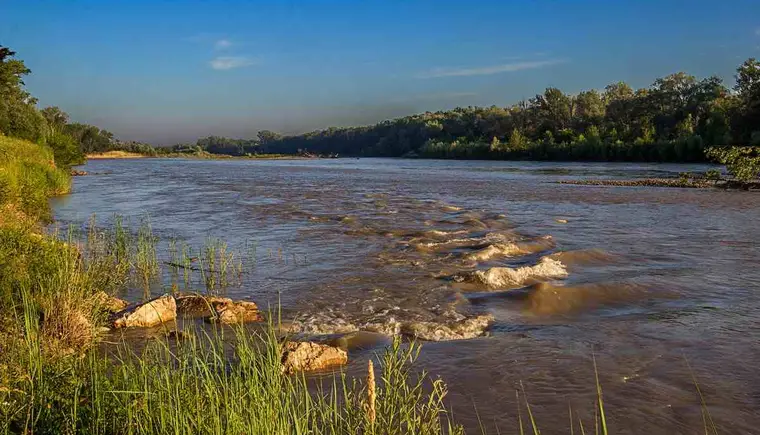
246,59,760,163
0,46,115,167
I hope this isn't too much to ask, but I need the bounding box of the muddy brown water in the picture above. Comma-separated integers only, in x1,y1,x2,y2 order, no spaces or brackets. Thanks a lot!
51,158,760,434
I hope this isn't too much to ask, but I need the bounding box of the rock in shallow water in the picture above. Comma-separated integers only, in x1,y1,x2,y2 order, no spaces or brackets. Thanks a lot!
213,301,264,324
112,294,177,328
281,341,348,374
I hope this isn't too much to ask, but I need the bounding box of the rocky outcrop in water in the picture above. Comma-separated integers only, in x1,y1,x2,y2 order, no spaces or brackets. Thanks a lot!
281,341,348,374
558,178,709,188
112,294,177,328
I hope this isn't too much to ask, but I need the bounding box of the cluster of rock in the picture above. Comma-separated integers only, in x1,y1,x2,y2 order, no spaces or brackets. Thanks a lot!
558,177,760,190
70,169,88,176
98,292,347,373
557,178,714,188
104,293,264,329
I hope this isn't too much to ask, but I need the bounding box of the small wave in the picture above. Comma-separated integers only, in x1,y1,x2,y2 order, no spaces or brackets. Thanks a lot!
547,249,615,266
463,236,555,262
440,204,463,212
289,312,492,341
454,257,568,289
413,231,516,250
400,314,493,341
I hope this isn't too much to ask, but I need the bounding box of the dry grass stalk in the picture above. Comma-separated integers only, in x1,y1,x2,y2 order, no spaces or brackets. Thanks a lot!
367,359,376,426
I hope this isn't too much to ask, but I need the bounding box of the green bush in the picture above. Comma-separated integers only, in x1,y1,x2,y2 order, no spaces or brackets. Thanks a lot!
46,131,85,167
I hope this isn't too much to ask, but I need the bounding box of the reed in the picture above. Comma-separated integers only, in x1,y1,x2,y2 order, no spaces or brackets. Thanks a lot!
134,217,159,294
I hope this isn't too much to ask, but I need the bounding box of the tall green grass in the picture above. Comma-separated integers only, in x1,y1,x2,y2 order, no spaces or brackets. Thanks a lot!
2,311,464,435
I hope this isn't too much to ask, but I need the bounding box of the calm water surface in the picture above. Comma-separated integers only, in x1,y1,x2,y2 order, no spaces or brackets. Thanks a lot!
52,158,760,434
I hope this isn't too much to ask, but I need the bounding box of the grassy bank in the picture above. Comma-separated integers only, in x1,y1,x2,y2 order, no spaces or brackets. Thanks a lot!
0,135,70,225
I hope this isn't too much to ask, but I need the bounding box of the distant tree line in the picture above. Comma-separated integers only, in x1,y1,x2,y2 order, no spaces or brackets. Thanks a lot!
250,59,760,167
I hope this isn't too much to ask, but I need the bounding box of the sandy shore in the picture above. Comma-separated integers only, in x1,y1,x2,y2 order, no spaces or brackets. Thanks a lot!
86,151,146,159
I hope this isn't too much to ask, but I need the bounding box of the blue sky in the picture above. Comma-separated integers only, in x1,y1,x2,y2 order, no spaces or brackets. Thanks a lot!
2,0,759,144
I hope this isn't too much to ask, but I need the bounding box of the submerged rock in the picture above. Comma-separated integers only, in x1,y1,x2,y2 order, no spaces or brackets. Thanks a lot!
400,314,493,341
281,341,348,374
112,294,177,328
455,257,568,289
175,294,233,316
176,294,264,324
93,291,128,313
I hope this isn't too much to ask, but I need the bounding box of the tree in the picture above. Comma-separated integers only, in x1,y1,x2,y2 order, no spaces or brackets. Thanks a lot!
573,90,605,128
0,45,45,141
507,128,528,152
0,46,31,100
531,87,572,135
41,106,70,133
257,130,282,145
734,58,760,142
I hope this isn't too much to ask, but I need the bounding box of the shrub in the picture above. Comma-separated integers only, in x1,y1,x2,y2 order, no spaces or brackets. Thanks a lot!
46,131,85,167
706,146,760,181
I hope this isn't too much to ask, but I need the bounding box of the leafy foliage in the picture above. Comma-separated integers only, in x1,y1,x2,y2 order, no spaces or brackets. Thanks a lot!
706,146,760,181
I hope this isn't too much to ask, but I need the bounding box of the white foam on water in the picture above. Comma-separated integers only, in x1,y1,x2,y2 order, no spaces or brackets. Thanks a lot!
456,257,568,289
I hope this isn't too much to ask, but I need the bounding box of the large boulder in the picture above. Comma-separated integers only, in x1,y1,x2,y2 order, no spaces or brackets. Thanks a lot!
112,294,176,328
281,341,348,374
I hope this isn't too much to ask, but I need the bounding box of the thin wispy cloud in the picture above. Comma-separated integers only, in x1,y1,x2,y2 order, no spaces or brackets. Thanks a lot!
209,56,254,70
390,92,478,103
215,39,232,50
417,59,566,79
755,27,760,36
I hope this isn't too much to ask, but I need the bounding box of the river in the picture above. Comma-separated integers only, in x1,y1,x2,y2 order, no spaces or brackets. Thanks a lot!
51,158,760,434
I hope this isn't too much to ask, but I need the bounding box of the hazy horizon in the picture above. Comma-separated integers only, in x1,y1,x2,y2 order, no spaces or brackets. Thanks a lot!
3,0,759,145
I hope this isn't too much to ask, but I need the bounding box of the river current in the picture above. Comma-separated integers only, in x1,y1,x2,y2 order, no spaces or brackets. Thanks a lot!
52,158,760,434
